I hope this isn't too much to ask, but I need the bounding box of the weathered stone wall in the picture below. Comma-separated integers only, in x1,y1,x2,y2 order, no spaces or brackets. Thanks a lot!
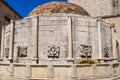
67,0,120,59
38,16,68,62
101,22,112,58
4,23,11,58
0,63,119,80
103,17,120,59
68,0,120,17
72,16,99,59
0,1,22,52
2,14,113,63
13,18,33,62
103,17,120,42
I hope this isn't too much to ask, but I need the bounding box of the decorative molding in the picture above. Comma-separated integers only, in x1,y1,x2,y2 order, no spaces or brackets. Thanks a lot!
103,46,109,58
79,44,92,58
17,46,27,57
48,45,60,58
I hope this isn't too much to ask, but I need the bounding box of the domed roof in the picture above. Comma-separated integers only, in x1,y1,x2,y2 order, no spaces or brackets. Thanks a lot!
28,2,90,16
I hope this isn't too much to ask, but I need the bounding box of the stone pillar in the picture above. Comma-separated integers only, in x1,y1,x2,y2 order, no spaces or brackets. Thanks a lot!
0,26,5,59
109,63,113,76
67,17,73,59
32,16,38,63
71,65,76,80
110,24,116,59
93,64,97,79
9,20,15,61
26,64,31,79
47,64,53,80
9,64,14,80
97,19,102,59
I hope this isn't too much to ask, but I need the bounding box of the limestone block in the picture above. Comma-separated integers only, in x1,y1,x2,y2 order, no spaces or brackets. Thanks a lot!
15,20,23,25
31,65,48,78
58,16,68,20
4,33,10,47
112,63,119,76
54,31,68,41
77,18,89,22
68,0,113,17
14,65,26,79
53,65,71,79
39,59,68,65
76,21,90,26
76,31,89,43
59,51,68,58
38,41,48,46
39,25,54,31
39,16,68,21
39,17,49,21
95,64,111,77
90,28,99,58
56,16,68,20
27,44,34,57
15,19,32,27
14,24,22,29
38,46,47,58
39,31,52,37
73,46,80,58
59,42,68,46
26,19,32,26
76,26,89,31
39,21,51,26
38,36,52,42
0,65,10,80
51,20,67,25
52,25,61,31
76,65,93,78
89,22,97,27
60,46,68,52
89,18,97,22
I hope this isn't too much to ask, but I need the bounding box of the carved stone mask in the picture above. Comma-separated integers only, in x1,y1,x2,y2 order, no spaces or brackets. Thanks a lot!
48,45,60,58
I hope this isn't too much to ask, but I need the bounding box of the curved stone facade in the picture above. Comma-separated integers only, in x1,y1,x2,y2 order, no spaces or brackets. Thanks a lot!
1,13,113,64
0,10,118,80
1,1,120,79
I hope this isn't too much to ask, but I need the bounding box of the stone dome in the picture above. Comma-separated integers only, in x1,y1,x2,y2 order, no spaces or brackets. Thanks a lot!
28,2,90,16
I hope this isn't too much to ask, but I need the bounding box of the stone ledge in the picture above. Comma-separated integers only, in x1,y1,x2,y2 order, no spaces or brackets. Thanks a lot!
29,78,49,80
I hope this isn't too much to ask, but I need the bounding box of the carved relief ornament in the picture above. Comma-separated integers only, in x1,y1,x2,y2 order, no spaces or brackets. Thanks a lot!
79,44,92,58
17,46,27,57
103,46,109,58
48,45,60,58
